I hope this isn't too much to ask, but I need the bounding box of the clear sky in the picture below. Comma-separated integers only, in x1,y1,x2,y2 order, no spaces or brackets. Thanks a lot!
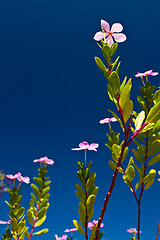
0,0,160,239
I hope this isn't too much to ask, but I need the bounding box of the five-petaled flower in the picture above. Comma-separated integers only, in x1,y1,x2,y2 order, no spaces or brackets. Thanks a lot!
6,172,21,180
0,220,11,224
135,70,159,78
71,141,99,151
99,117,117,124
88,220,104,229
94,19,126,46
33,156,54,165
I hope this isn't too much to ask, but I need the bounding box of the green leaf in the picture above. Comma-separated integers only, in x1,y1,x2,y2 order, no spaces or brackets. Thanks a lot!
33,177,43,187
27,209,33,225
123,100,133,123
116,61,121,74
102,45,111,63
112,144,121,159
147,102,160,124
107,84,117,104
17,207,25,219
11,218,17,232
88,208,94,221
42,186,50,197
95,57,107,72
18,222,25,235
86,195,95,214
37,207,47,220
148,153,160,166
135,111,145,132
112,56,120,70
132,149,144,163
148,140,160,157
89,224,97,240
78,202,86,227
144,179,154,190
35,216,46,227
119,76,127,93
86,177,95,191
135,178,143,191
108,71,120,95
111,43,118,55
33,228,48,235
143,169,156,184
119,78,132,110
108,110,124,130
153,90,160,105
31,193,37,203
126,166,135,181
31,184,40,198
137,96,148,113
75,184,86,203
40,199,48,209
73,220,85,236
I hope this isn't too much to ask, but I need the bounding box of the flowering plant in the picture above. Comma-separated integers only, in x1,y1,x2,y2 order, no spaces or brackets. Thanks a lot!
0,19,160,240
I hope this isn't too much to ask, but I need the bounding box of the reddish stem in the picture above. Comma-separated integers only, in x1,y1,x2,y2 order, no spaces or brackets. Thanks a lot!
156,217,160,240
85,180,88,240
126,122,148,146
29,192,42,240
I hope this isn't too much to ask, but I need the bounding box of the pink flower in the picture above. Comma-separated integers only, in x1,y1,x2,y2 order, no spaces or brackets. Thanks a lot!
33,156,54,165
0,220,11,224
6,172,21,180
99,117,117,124
135,70,159,78
17,175,30,184
127,228,141,233
88,220,104,229
55,234,68,240
94,19,126,46
71,141,99,151
64,228,77,232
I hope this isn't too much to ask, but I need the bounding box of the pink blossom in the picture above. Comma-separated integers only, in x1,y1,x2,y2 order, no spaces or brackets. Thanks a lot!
33,156,54,165
71,141,99,151
93,19,126,46
127,228,141,233
88,220,104,229
17,175,30,184
55,234,68,240
0,220,11,224
64,228,77,232
99,117,117,124
135,70,159,78
6,172,21,180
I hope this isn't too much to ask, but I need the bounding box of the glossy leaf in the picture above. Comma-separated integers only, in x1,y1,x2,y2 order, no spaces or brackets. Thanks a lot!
86,194,95,213
119,78,132,110
86,177,95,191
31,193,37,204
153,90,160,105
108,160,123,173
95,57,107,72
37,207,47,220
123,100,133,122
126,165,135,181
108,71,120,95
73,220,85,236
27,209,33,225
148,140,160,157
17,207,25,219
35,216,46,227
143,169,156,184
42,186,50,197
33,228,48,235
144,179,154,190
148,153,160,166
147,102,160,124
102,45,111,63
111,43,118,55
132,149,144,163
31,184,40,198
112,56,120,70
112,144,121,159
89,223,97,240
135,111,145,132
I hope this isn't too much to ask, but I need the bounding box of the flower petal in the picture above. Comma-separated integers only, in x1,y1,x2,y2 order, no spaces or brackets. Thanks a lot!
88,143,99,151
111,23,123,32
79,141,89,149
107,36,114,46
93,31,104,41
101,19,110,32
112,33,126,42
99,118,110,124
144,70,153,75
135,72,144,77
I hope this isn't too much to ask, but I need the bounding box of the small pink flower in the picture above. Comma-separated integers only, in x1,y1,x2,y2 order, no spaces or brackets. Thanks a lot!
64,228,77,232
127,228,141,233
135,70,159,78
94,19,126,46
17,175,30,184
33,156,54,165
88,220,104,229
99,117,117,124
71,141,99,151
55,234,68,240
6,172,21,180
0,220,11,224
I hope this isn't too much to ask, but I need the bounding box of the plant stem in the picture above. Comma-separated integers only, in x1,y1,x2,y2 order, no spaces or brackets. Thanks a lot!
29,192,42,240
156,217,160,240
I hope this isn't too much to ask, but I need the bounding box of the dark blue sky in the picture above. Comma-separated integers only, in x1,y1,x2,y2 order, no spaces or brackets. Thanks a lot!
0,0,160,239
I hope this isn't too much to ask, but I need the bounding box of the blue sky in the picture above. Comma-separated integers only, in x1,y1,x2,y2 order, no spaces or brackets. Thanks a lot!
0,0,160,239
